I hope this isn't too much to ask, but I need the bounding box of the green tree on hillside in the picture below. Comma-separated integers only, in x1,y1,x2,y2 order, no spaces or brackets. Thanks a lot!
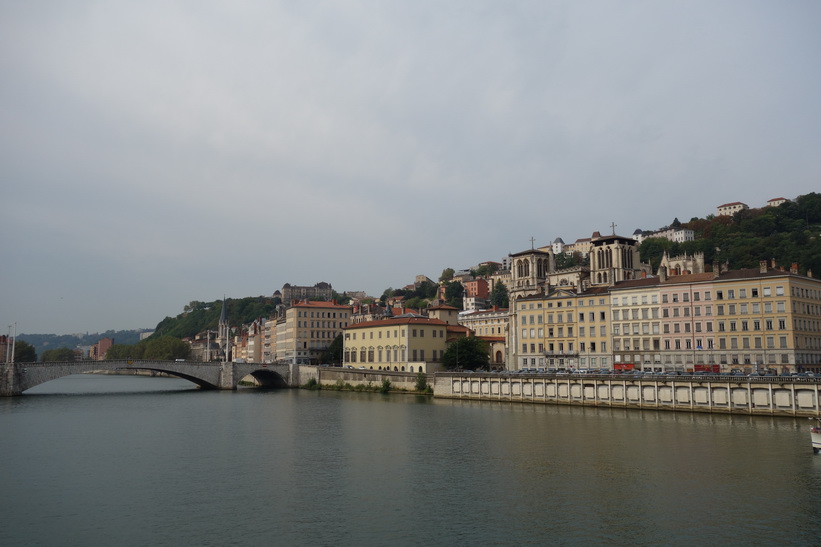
490,282,509,308
444,280,464,309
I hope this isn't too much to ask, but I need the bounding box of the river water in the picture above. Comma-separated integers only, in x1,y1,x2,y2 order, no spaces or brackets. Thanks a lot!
1,374,820,546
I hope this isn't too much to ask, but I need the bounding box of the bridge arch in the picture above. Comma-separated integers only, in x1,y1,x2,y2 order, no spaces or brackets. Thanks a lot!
1,360,294,396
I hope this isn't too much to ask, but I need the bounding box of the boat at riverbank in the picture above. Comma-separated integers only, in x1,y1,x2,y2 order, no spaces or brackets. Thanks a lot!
811,419,821,454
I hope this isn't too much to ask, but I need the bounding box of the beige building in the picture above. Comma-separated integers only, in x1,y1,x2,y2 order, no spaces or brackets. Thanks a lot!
278,282,334,305
717,202,748,216
343,315,449,373
275,300,353,364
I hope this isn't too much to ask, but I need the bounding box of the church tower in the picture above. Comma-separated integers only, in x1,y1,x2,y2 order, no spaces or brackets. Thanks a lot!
218,297,231,362
508,247,554,300
589,232,645,286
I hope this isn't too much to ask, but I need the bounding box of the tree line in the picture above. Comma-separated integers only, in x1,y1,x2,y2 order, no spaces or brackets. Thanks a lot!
640,192,821,275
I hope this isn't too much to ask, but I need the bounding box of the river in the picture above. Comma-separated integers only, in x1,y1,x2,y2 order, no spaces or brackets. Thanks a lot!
1,374,820,546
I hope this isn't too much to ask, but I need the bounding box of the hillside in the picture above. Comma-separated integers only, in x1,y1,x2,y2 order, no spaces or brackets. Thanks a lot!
150,296,280,340
639,192,821,274
17,330,148,361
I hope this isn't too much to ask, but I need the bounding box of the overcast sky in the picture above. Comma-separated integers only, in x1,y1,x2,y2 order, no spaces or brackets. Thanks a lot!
2,1,820,335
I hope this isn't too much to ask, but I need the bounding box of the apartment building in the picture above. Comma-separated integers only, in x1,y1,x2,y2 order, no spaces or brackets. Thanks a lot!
709,264,820,371
576,288,611,369
275,300,352,364
658,273,716,370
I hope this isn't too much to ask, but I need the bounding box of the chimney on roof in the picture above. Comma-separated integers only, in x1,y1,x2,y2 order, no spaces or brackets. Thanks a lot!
713,262,721,278
659,266,667,282
771,258,777,269
790,263,799,274
760,260,768,274
808,269,814,278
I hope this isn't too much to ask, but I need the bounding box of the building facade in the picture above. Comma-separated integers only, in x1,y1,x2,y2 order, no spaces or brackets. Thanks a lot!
275,300,352,364
343,315,449,373
279,282,334,305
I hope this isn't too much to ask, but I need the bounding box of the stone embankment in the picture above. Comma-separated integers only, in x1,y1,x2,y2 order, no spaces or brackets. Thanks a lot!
434,372,821,417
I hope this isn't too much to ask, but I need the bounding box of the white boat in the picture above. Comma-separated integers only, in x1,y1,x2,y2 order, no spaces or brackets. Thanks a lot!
811,418,821,455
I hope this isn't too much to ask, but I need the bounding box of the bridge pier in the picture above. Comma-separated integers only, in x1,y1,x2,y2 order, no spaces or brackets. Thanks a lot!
1,364,23,397
219,362,235,390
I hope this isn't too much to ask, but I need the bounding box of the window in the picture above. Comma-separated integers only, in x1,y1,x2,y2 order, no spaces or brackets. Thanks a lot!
764,287,771,297
776,286,784,296
752,288,759,297
728,290,735,299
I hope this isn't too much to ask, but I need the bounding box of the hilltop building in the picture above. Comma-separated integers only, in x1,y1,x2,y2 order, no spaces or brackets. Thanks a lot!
278,282,333,305
717,202,748,216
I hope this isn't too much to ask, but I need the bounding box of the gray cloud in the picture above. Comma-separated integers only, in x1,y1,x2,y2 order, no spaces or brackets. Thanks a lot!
2,0,820,333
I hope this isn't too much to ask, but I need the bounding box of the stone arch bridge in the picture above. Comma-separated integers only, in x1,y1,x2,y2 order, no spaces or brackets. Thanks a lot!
0,360,297,396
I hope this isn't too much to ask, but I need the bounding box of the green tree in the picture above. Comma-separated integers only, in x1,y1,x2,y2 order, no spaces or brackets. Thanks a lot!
13,340,37,363
489,281,509,308
441,336,489,370
41,347,77,362
444,280,464,309
472,263,499,278
331,291,351,305
414,371,429,392
319,334,344,365
142,336,190,360
404,296,429,310
106,343,146,360
439,268,455,282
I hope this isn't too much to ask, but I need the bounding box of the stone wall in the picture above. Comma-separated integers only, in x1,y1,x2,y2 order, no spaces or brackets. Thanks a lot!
434,373,821,417
298,365,424,391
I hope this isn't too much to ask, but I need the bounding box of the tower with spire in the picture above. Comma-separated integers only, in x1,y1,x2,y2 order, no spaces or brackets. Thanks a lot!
218,297,231,362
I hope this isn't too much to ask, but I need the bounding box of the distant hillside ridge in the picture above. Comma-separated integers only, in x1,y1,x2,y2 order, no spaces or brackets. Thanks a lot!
17,330,149,361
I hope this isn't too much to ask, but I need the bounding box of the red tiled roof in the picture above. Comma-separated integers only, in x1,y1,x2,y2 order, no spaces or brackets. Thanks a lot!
661,272,716,284
293,300,352,309
429,304,459,310
344,316,447,330
610,277,661,290
717,202,746,208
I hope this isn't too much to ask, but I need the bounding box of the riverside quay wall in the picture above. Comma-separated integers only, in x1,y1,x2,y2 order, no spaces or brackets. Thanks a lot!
299,366,421,391
433,373,821,417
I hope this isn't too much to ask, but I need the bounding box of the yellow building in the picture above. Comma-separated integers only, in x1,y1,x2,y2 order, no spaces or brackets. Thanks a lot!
343,315,449,373
576,287,612,369
709,264,821,372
